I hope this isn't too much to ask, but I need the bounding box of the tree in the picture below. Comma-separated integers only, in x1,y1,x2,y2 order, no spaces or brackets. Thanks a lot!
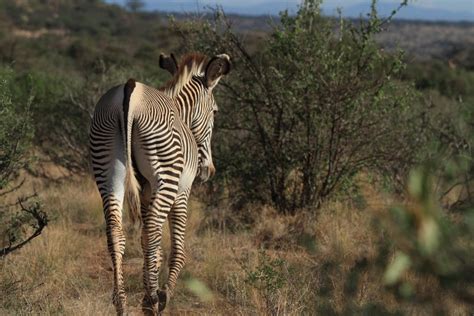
125,0,144,13
174,0,425,213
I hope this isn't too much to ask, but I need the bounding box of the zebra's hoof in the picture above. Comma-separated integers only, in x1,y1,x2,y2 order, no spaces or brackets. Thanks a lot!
157,288,169,312
142,294,159,316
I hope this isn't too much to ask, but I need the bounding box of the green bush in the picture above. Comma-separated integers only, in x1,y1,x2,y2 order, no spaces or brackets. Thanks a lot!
175,0,425,213
0,67,33,188
0,66,48,258
242,250,287,314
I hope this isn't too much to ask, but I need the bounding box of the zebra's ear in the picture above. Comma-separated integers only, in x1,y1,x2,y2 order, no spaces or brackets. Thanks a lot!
205,54,231,89
159,53,178,75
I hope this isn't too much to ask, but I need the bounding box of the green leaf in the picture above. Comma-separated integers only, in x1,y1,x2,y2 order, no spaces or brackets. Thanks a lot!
408,169,423,199
399,282,414,298
384,251,411,285
185,278,214,302
418,217,440,255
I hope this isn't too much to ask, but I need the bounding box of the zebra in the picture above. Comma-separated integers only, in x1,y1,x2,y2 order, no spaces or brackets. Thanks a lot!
89,52,231,315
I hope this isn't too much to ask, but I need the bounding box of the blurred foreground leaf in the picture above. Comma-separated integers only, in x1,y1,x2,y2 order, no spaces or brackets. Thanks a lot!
185,278,214,302
384,251,411,285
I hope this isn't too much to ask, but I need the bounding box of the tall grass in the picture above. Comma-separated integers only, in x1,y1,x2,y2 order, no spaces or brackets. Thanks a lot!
1,174,471,315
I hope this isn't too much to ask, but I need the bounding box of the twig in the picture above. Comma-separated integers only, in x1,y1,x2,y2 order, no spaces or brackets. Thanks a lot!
0,178,26,197
0,199,48,258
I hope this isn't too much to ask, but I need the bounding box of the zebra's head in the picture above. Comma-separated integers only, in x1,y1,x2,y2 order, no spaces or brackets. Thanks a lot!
159,53,231,182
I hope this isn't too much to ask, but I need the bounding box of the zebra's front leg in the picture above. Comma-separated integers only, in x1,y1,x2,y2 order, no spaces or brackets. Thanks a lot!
159,190,190,307
103,193,127,315
141,181,177,315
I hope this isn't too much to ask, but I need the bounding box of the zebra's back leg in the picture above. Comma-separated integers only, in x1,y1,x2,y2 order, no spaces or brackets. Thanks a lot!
159,189,190,307
91,125,128,315
137,179,157,314
140,177,180,315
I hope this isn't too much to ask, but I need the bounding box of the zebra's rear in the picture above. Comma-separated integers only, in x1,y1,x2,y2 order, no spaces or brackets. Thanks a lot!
89,83,133,314
90,84,127,205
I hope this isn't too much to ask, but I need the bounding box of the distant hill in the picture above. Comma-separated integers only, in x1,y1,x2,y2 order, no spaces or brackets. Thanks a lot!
337,3,474,22
106,0,474,22
144,2,294,16
3,0,473,65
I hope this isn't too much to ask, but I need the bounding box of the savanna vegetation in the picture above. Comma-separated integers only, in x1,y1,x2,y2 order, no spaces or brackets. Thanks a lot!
1,0,473,314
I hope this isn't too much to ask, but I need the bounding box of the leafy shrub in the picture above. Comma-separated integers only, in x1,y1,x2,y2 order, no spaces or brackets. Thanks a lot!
382,165,473,305
241,250,287,314
0,66,48,257
0,67,32,188
174,0,425,213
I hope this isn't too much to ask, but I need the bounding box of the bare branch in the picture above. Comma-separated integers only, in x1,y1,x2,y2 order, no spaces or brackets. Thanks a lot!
0,200,48,258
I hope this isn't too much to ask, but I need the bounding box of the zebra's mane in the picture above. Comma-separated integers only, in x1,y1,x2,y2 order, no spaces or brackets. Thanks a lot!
160,53,209,98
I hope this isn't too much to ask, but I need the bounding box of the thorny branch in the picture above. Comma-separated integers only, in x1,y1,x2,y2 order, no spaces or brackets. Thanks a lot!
0,198,48,258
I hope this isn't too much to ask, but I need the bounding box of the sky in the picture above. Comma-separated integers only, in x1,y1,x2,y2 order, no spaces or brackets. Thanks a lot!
107,0,474,20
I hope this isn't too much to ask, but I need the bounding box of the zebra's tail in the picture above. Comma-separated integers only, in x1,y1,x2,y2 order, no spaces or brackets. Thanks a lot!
123,79,141,225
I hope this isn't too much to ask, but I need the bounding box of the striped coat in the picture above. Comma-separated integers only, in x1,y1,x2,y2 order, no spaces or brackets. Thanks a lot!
89,53,230,315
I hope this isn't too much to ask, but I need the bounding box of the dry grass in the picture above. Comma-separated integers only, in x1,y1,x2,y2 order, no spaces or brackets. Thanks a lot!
1,174,471,315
